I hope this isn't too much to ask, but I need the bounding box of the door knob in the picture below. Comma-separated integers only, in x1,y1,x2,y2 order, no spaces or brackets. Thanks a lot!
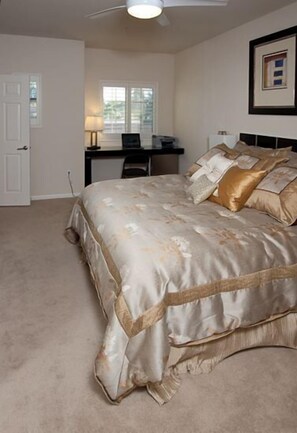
17,146,28,150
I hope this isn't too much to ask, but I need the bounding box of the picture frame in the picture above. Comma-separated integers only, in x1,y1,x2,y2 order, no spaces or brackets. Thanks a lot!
249,26,297,115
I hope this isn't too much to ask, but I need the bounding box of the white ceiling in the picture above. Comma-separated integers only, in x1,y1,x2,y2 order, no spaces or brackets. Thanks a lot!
0,0,296,54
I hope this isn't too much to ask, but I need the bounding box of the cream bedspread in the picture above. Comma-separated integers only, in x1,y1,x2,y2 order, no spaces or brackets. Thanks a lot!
68,175,297,403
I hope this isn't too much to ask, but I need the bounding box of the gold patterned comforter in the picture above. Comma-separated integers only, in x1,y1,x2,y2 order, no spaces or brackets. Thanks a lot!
68,174,297,404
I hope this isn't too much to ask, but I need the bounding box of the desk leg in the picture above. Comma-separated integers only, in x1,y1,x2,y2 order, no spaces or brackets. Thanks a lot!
85,156,92,187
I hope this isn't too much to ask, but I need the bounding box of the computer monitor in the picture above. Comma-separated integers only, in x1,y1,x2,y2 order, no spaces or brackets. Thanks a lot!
121,133,141,149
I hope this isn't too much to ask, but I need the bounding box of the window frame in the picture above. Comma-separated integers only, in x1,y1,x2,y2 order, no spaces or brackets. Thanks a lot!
99,80,158,142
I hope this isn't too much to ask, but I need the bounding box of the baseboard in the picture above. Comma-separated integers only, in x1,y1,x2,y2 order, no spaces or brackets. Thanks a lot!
31,193,79,201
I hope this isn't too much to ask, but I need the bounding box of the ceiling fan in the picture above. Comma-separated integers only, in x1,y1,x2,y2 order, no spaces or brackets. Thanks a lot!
86,0,228,23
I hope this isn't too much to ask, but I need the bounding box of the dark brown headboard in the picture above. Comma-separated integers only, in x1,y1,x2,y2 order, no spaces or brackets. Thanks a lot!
240,133,297,153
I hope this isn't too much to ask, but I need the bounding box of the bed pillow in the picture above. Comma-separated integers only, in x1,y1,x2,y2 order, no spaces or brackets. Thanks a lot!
186,145,239,177
235,154,288,171
234,141,292,158
245,158,297,225
190,153,237,183
208,154,286,207
217,166,267,212
251,156,288,171
287,151,297,162
188,175,217,204
214,143,239,158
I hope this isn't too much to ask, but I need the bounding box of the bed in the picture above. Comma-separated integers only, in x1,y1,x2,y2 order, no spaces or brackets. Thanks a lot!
66,133,297,405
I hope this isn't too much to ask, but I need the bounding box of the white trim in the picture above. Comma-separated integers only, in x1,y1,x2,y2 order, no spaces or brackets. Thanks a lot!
31,193,80,201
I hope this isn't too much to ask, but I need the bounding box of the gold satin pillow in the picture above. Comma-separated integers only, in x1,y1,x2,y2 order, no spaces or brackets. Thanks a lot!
208,155,286,204
218,167,267,212
245,159,297,225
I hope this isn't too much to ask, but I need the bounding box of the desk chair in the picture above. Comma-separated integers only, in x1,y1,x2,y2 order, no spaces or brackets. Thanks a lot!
121,154,150,179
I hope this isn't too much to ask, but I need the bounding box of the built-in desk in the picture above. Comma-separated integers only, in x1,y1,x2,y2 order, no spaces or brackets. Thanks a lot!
85,146,185,186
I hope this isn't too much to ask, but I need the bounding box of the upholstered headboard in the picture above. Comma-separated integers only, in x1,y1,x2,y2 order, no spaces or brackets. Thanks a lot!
239,133,297,153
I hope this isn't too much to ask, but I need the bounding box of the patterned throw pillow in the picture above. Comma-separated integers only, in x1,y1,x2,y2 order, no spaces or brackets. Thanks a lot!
235,154,288,171
186,144,239,177
190,153,237,183
208,154,288,207
186,143,287,179
245,158,297,225
188,175,217,205
213,143,240,159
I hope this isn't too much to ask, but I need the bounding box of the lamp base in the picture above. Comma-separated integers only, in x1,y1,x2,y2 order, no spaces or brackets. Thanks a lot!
90,131,98,146
87,145,101,150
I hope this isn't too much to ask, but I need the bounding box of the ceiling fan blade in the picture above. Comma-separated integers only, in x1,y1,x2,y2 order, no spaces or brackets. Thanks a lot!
86,5,126,20
164,0,228,7
156,13,170,27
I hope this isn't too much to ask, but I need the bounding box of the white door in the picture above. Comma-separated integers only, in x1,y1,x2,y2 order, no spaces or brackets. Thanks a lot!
0,74,30,206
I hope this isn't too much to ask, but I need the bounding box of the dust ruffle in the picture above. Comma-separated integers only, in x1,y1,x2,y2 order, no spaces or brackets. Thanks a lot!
64,200,81,245
64,226,79,245
147,312,297,405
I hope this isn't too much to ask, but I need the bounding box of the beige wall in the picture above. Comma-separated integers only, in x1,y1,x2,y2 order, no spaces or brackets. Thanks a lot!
0,34,85,198
85,48,175,140
2,2,296,193
174,2,297,174
85,48,175,181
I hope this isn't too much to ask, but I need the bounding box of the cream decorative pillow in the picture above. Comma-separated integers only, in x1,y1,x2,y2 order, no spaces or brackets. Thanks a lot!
186,145,239,177
245,158,297,225
188,175,217,204
187,143,287,181
190,153,237,183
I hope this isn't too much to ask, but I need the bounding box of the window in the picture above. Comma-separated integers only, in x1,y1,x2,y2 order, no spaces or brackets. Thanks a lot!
101,81,157,138
29,74,42,127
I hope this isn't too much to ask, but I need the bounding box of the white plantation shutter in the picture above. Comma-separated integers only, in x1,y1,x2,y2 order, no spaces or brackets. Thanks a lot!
102,82,156,138
103,86,126,133
131,87,154,135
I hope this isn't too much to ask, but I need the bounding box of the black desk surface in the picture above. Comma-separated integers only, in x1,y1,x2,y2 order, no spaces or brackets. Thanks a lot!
85,146,184,157
84,146,184,186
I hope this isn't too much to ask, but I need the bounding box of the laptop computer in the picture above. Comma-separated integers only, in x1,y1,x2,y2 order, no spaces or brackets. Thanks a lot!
121,133,142,149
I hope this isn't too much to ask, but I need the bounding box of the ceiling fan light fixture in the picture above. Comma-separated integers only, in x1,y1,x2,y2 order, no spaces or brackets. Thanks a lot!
127,0,163,19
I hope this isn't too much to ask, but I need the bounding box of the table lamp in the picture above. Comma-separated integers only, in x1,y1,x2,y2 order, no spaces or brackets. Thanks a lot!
85,116,104,147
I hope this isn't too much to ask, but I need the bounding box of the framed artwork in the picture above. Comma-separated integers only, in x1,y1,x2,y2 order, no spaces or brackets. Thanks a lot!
249,26,297,115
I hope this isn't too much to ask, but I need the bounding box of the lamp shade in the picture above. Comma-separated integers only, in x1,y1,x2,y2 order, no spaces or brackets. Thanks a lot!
127,0,163,19
85,115,104,131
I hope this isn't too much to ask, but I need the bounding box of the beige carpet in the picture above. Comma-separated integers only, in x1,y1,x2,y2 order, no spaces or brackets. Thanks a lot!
0,198,297,433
